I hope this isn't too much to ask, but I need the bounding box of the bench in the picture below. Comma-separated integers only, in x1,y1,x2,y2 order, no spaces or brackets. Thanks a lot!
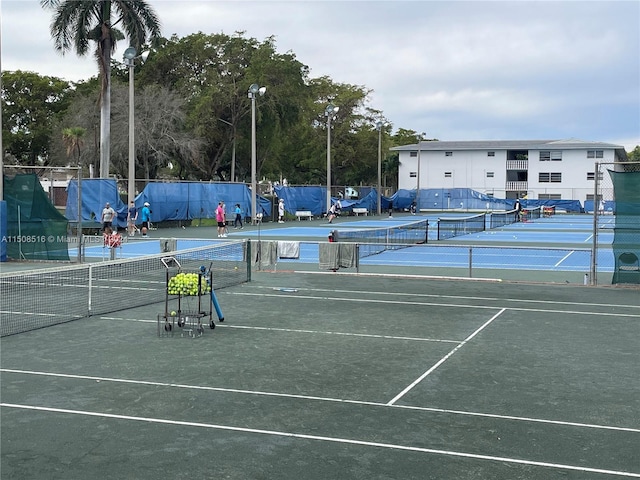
352,208,368,216
295,210,313,221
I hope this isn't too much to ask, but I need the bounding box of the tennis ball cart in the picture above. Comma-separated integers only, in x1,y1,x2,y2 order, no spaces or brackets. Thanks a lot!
158,257,225,338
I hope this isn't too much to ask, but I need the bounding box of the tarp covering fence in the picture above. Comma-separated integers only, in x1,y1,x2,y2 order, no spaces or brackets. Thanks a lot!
609,169,640,284
66,180,272,226
4,173,69,260
67,182,586,225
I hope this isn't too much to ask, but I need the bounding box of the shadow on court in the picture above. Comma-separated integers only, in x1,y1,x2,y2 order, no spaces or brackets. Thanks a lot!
1,272,639,479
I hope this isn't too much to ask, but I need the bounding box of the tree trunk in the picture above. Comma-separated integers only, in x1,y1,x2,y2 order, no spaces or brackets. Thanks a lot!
99,21,112,178
99,65,111,178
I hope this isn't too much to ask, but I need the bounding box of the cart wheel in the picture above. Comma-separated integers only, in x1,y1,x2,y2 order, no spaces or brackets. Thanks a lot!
164,322,172,332
177,318,185,328
209,320,215,330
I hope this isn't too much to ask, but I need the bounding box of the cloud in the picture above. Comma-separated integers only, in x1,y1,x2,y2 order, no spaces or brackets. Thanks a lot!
2,0,638,149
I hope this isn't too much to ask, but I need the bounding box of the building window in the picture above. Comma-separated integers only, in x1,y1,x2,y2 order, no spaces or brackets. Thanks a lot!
539,172,562,183
587,172,595,180
409,172,417,178
487,151,495,157
445,152,453,156
587,150,604,158
539,193,562,200
444,172,452,178
486,172,494,178
410,151,417,157
540,151,561,161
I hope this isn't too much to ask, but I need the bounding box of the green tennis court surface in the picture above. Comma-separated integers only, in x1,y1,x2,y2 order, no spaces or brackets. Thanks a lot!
2,272,639,479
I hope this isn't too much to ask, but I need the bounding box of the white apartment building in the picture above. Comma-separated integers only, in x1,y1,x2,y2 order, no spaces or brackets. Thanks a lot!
392,139,628,202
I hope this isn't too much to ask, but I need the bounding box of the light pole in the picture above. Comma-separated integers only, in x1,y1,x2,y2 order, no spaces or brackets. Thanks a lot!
218,118,236,182
248,83,266,224
325,103,339,214
123,47,149,208
415,132,425,211
376,121,384,215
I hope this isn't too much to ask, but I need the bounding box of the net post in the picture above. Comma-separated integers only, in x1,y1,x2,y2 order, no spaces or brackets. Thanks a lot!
590,161,599,285
356,244,360,273
76,166,82,263
468,247,473,278
88,264,93,316
246,240,252,281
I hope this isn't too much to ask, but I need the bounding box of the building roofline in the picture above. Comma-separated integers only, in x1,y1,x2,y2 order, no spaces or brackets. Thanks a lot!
390,139,626,152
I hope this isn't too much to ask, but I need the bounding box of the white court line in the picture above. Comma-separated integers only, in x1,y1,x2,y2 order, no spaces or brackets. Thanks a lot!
3,368,637,433
99,318,459,344
249,285,640,310
230,292,640,318
555,251,575,267
1,403,638,478
387,309,506,406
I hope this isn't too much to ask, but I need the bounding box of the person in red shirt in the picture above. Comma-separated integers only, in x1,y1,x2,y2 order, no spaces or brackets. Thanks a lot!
215,201,226,238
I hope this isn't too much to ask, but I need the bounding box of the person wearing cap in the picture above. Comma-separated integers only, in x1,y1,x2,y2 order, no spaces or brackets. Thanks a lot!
140,202,151,237
101,202,116,232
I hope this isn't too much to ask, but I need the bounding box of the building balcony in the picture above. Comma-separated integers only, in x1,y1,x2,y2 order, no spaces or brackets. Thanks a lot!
506,160,528,170
506,181,528,191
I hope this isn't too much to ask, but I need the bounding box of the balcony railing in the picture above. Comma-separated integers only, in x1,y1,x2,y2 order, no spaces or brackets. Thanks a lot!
506,160,528,170
506,181,528,191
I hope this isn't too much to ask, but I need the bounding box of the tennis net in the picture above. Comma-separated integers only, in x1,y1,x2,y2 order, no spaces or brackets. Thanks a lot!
437,213,486,240
0,240,249,336
337,219,429,257
524,206,542,220
489,209,518,229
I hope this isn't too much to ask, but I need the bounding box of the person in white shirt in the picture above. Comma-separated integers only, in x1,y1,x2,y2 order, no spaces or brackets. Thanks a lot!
101,202,116,232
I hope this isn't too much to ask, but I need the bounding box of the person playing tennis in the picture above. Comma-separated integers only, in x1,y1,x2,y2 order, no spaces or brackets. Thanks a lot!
140,202,151,237
216,201,227,237
127,201,138,236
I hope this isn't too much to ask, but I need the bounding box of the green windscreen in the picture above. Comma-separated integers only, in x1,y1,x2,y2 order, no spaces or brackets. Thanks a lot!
3,173,70,261
609,169,640,284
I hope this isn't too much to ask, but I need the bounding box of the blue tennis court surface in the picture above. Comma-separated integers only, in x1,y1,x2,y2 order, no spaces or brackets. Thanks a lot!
74,238,219,259
458,229,612,245
275,243,613,272
75,213,616,272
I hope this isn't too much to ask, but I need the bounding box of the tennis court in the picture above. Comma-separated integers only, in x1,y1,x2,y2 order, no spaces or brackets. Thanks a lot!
2,271,639,479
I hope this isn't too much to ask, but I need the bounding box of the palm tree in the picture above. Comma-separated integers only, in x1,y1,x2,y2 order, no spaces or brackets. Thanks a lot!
62,127,86,166
41,0,161,178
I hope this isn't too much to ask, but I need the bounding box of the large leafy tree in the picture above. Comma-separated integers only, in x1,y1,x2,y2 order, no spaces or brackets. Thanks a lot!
41,0,161,178
1,70,72,165
52,80,202,182
138,32,311,182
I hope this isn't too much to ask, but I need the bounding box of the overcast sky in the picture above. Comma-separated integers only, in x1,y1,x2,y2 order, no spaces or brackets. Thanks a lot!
2,0,639,150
